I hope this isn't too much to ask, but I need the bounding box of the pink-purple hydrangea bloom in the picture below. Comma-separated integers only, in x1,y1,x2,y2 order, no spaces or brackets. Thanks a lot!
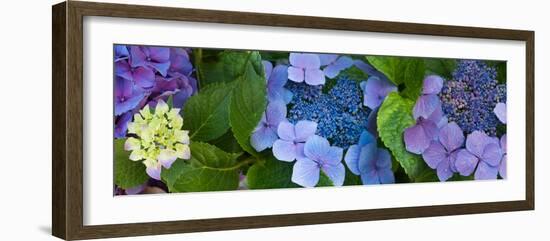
287,53,325,85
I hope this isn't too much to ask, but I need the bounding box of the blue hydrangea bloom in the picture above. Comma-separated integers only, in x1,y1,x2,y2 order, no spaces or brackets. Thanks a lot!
344,131,395,185
439,60,506,136
288,77,370,149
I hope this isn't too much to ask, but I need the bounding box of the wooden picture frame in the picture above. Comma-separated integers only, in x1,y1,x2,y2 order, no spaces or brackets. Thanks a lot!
52,1,534,240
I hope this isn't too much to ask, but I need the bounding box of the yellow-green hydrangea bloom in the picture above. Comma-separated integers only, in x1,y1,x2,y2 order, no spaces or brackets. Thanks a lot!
124,99,190,180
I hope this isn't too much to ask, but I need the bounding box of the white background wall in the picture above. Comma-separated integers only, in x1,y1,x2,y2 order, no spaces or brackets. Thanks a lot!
0,0,547,240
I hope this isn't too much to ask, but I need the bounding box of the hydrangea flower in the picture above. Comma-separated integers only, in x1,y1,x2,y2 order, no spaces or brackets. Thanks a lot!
421,122,465,181
129,46,171,77
273,120,318,162
168,47,193,77
124,99,191,180
250,100,287,152
439,60,506,136
494,102,507,124
404,76,447,154
360,76,398,109
353,59,393,85
114,76,145,116
287,53,325,85
499,134,507,178
288,77,370,149
292,135,345,187
263,61,293,104
115,111,133,139
115,60,155,89
115,45,129,62
454,131,503,180
319,54,353,78
345,131,395,184
286,81,322,104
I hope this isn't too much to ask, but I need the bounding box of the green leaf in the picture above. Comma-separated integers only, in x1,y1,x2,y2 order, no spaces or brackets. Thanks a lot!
229,52,267,156
161,142,242,192
366,56,425,99
377,92,430,181
195,49,265,87
425,58,457,79
247,157,300,189
316,172,334,187
114,139,149,189
260,51,289,62
183,82,232,142
486,60,507,84
343,164,362,186
208,129,243,153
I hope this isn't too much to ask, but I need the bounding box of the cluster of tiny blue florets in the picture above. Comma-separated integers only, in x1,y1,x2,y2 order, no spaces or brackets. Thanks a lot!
439,60,506,136
288,78,370,149
286,81,323,104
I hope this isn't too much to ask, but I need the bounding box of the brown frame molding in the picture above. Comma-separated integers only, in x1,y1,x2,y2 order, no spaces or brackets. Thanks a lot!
52,1,535,240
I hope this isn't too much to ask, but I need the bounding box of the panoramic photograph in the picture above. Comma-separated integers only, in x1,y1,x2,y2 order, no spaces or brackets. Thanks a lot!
112,44,507,195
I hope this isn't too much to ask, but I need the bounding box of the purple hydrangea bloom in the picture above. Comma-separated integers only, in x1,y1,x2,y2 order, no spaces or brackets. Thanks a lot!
273,120,318,162
168,48,193,77
404,75,448,154
360,76,398,110
114,76,146,116
263,61,293,104
454,131,503,180
114,111,133,139
494,102,507,124
114,45,129,62
345,131,394,184
499,134,507,178
130,46,171,77
421,122,465,181
250,100,287,152
288,53,325,85
292,135,345,187
116,60,155,89
318,54,354,78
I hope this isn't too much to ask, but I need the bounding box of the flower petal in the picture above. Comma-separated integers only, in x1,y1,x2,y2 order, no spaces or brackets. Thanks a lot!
322,163,345,186
287,66,304,83
289,53,321,69
304,135,330,161
378,168,395,184
358,130,376,146
318,54,338,66
500,134,507,154
466,131,490,157
494,102,507,124
324,146,343,165
277,121,296,141
291,159,320,187
438,122,464,152
305,69,325,85
358,143,377,174
344,144,361,175
129,46,147,67
262,60,273,80
148,47,170,62
273,140,297,162
474,161,499,180
268,65,289,89
295,120,318,142
266,100,287,126
360,170,380,185
499,154,507,179
132,66,155,89
404,123,431,154
422,141,447,169
454,149,478,176
323,56,353,78
413,94,441,120
422,75,444,95
158,149,177,169
124,137,141,151
482,143,503,167
436,160,453,182
376,148,392,169
250,125,278,152
146,163,162,180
